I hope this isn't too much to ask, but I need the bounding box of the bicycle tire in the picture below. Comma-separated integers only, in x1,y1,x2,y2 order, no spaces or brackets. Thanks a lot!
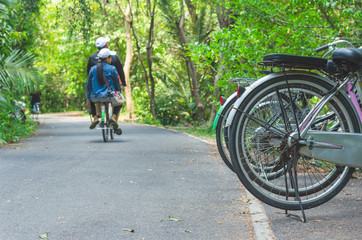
102,103,110,142
216,94,293,176
102,128,109,142
215,95,237,172
109,103,114,140
229,74,359,210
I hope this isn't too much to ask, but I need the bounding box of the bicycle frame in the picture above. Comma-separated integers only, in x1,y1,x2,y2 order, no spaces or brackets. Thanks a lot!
297,73,362,168
226,71,362,168
98,102,113,129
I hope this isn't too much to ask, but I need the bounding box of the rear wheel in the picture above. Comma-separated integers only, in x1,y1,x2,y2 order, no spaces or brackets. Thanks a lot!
110,129,114,139
229,74,359,210
102,128,109,142
215,95,237,172
102,104,110,142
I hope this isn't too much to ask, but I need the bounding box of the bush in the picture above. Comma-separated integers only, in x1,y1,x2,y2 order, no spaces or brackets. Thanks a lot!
0,104,37,145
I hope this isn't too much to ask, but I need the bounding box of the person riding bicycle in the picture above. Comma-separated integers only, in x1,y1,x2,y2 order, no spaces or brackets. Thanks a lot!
87,48,121,130
30,91,41,113
86,36,126,134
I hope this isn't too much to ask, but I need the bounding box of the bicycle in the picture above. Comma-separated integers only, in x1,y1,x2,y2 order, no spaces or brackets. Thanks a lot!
213,78,252,172
90,98,119,142
32,102,40,114
99,102,114,142
225,39,362,219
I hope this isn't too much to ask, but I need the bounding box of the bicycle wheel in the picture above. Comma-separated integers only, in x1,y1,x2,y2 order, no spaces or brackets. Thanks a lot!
108,103,114,140
102,127,109,142
229,73,359,210
215,95,237,172
102,104,110,142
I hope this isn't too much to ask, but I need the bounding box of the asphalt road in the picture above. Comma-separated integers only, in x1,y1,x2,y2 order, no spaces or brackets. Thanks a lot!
0,114,255,240
263,174,362,240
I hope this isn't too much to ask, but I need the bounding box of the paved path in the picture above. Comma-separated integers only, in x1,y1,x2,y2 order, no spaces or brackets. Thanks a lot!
263,175,362,240
0,114,256,240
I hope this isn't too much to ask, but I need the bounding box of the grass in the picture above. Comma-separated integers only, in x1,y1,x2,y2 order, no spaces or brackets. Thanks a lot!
166,123,216,144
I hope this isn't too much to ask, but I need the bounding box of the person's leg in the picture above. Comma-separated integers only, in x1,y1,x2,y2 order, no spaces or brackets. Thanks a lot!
111,105,122,134
91,102,98,121
112,105,121,120
89,102,101,129
115,104,123,121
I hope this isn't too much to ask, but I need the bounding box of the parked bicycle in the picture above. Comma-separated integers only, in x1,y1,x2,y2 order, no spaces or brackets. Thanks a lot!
213,78,252,172
224,39,362,220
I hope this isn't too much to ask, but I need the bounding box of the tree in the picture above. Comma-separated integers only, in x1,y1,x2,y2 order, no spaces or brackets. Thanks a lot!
113,0,136,119
159,0,215,122
189,0,361,124
130,0,158,120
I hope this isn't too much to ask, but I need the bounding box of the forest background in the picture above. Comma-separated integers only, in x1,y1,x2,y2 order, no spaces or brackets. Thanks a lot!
0,0,361,144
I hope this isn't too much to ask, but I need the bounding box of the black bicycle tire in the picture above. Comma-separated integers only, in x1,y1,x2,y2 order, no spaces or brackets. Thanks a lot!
102,129,108,142
216,94,293,177
229,74,359,210
215,95,237,172
109,103,114,140
102,103,110,142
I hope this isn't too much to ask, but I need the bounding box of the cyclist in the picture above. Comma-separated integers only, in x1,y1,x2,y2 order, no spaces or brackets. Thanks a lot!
86,36,126,134
30,91,41,113
87,48,121,130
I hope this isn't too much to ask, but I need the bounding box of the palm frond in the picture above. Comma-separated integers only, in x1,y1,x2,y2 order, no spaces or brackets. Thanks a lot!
0,0,17,16
0,49,38,94
158,0,179,36
193,5,215,43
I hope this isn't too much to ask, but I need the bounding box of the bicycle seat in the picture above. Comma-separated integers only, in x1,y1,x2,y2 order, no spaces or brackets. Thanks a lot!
332,48,362,71
261,54,327,69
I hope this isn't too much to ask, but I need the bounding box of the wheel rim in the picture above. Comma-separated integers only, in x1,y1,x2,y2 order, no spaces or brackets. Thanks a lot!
232,77,357,209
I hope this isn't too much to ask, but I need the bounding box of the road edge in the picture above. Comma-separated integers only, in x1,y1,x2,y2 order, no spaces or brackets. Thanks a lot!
161,126,276,240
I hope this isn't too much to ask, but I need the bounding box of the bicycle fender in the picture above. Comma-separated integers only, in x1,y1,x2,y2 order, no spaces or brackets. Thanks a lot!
212,92,237,130
225,71,345,128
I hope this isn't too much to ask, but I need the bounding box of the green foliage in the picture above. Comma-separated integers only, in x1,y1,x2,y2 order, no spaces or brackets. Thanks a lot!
0,98,37,145
189,0,361,98
0,49,38,94
0,0,41,145
25,0,362,127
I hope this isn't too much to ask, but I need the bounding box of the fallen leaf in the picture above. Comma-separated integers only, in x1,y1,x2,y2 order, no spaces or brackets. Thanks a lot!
169,216,183,222
39,233,48,239
122,228,135,232
185,230,192,233
236,197,250,204
314,219,324,222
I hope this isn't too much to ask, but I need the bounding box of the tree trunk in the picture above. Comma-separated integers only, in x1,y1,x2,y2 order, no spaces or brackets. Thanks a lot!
117,2,135,119
209,4,230,124
209,60,224,124
130,0,158,120
177,2,205,121
146,0,157,120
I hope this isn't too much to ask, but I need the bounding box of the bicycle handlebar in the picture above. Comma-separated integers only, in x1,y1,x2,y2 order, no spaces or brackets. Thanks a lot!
316,45,329,52
316,39,355,53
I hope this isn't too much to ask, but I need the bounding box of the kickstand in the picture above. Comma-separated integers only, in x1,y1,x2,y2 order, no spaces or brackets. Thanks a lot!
284,148,307,223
